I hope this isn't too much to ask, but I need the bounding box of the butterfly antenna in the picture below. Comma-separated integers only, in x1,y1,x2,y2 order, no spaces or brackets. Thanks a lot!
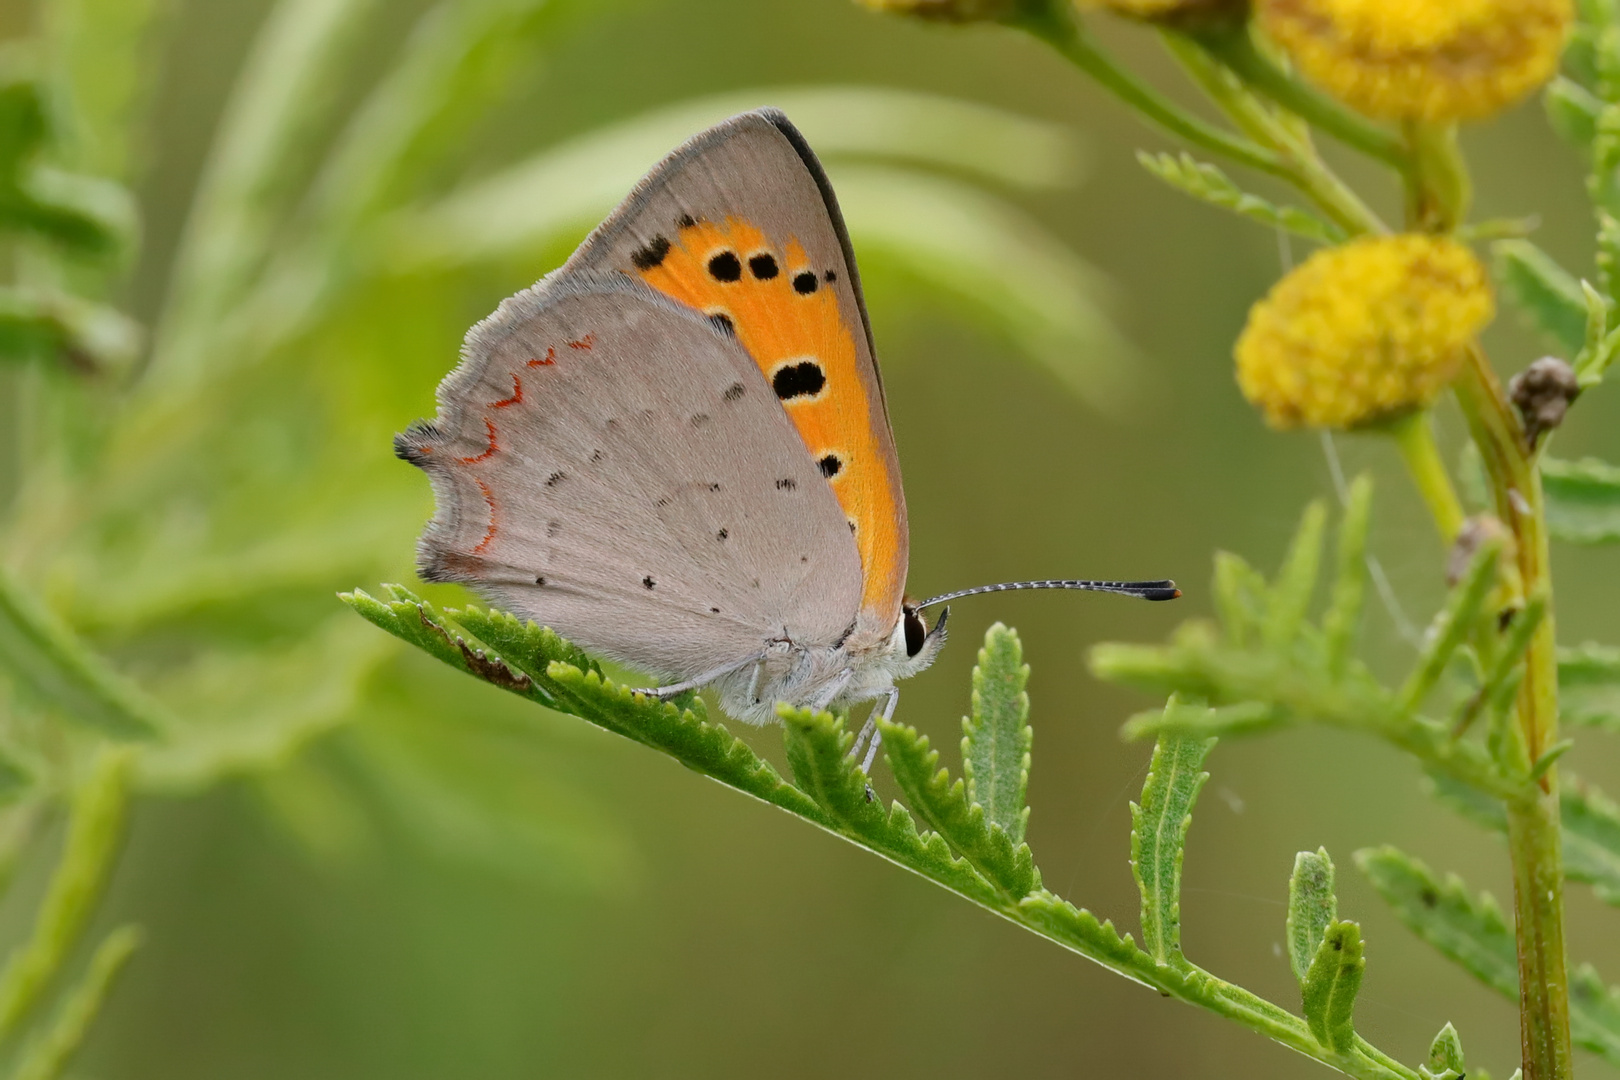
915,579,1181,610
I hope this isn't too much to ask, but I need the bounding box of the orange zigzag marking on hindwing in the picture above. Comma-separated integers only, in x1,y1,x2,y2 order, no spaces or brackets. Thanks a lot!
473,477,498,553
567,334,595,350
490,374,523,408
528,347,556,367
460,418,499,464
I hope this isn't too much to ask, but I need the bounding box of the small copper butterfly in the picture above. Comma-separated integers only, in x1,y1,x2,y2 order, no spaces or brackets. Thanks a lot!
397,109,1177,765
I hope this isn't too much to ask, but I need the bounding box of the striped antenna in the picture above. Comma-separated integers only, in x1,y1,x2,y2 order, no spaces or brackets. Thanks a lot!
915,579,1181,610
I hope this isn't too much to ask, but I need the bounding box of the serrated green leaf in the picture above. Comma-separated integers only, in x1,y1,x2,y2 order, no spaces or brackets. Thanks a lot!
1562,777,1620,905
1301,920,1364,1051
1397,539,1501,714
1322,475,1372,678
1542,456,1620,543
1559,642,1620,729
1427,1021,1465,1078
1137,150,1344,244
1356,845,1620,1065
1121,699,1281,741
1547,75,1601,146
962,622,1031,844
880,720,1037,898
1130,716,1214,968
1287,848,1337,985
1211,550,1268,649
1266,500,1327,651
1428,769,1620,907
1493,239,1591,355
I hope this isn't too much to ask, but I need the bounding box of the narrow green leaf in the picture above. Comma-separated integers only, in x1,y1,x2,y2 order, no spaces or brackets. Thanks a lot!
0,749,132,1040
1321,475,1372,677
881,720,1038,898
9,925,141,1080
0,286,141,372
1355,846,1515,996
1287,848,1337,985
1546,75,1602,148
1121,699,1281,741
1129,715,1214,968
1266,500,1328,650
1301,920,1364,1052
1137,150,1345,244
0,567,164,739
1542,456,1620,543
962,623,1031,844
1357,845,1620,1063
781,707,1004,907
1493,239,1591,355
1456,592,1547,733
1211,550,1268,648
1563,777,1620,905
1559,642,1620,730
1427,1021,1465,1079
1397,539,1501,714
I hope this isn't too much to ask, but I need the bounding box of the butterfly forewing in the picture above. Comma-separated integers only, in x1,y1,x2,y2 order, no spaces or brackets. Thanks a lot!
400,274,864,681
561,109,909,633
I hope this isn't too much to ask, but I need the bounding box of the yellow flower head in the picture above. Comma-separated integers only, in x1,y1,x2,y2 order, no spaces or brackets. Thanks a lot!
1235,235,1493,430
1257,0,1572,121
1082,0,1247,24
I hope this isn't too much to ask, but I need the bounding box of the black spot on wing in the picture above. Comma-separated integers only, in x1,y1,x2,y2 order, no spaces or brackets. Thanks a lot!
792,271,818,295
748,253,779,280
776,478,797,491
722,381,745,401
535,575,546,586
643,576,656,590
676,213,697,229
690,413,710,428
708,251,742,282
824,269,838,283
709,313,735,336
630,235,671,270
818,454,841,478
772,361,825,400
545,471,566,487
716,528,728,541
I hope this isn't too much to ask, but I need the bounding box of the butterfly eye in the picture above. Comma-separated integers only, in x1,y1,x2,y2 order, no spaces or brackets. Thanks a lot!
903,605,927,658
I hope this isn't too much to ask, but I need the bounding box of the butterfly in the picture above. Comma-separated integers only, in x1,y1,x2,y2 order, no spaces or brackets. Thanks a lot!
397,109,1176,765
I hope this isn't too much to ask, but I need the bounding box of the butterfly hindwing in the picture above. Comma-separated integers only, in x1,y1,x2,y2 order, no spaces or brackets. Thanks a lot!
560,109,909,634
399,273,864,681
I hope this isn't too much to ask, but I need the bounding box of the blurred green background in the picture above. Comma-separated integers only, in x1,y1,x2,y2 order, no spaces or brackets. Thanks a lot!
2,0,1619,1076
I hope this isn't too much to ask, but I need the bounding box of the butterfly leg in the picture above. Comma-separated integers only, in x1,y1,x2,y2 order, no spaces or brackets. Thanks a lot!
631,653,764,702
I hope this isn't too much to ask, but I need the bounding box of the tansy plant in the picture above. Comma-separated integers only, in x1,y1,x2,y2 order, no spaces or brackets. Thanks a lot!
355,0,1620,1079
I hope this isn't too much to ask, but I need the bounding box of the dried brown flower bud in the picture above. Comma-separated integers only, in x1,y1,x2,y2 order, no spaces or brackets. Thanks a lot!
1508,356,1580,446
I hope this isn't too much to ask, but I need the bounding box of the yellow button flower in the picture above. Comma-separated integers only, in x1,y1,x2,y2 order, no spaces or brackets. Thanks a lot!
1235,235,1493,430
1258,0,1572,121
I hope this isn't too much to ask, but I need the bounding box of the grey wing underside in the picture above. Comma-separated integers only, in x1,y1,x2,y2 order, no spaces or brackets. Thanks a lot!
562,108,909,603
398,273,865,682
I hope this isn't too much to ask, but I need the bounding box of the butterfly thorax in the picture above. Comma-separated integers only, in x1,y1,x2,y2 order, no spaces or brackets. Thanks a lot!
711,607,947,726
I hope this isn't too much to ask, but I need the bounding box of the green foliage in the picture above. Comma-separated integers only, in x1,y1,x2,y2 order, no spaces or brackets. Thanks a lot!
1095,482,1518,799
353,590,1435,1079
1492,239,1591,356
1137,150,1344,245
1356,846,1620,1066
1129,711,1212,968
1425,1022,1465,1080
1559,642,1620,730
1287,848,1338,984
1303,920,1365,1053
1541,456,1620,543
961,623,1032,845
9,925,140,1080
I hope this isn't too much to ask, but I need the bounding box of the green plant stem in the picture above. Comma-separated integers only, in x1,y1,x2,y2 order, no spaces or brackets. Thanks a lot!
1405,122,1471,233
1387,411,1464,542
1175,22,1408,173
1159,33,1387,238
1012,5,1287,179
1452,343,1572,1080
